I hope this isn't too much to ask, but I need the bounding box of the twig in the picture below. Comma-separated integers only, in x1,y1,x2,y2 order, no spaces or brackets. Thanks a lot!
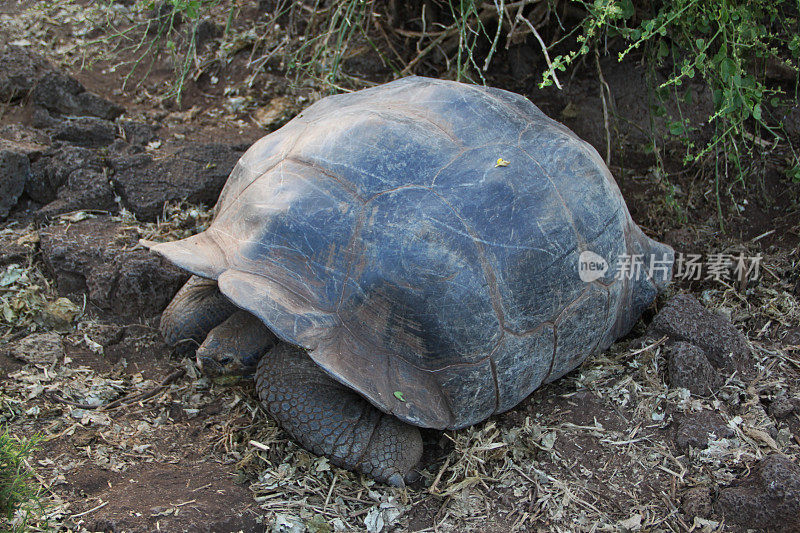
629,336,668,356
46,395,99,410
400,28,454,75
595,47,612,165
750,229,775,242
48,368,185,411
70,500,108,519
22,458,57,498
373,17,405,66
428,454,451,495
323,472,338,511
516,13,561,89
249,440,270,451
482,0,505,71
504,0,528,49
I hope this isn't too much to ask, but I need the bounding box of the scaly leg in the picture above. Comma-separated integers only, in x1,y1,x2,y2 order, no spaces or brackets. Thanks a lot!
255,344,422,486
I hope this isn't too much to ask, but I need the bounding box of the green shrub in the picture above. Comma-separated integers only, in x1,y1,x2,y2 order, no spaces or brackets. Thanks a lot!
544,0,799,225
0,428,39,523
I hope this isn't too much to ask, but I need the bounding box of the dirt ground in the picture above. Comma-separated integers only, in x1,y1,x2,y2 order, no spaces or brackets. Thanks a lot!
1,1,800,532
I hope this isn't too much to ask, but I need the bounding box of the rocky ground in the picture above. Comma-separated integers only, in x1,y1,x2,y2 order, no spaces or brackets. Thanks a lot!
1,1,799,532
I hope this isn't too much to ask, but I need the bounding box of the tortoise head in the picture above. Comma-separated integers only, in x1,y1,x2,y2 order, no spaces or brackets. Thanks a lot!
195,310,277,383
195,335,259,383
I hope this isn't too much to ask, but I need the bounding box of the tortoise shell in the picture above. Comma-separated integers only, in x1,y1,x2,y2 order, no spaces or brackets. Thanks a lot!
148,76,673,430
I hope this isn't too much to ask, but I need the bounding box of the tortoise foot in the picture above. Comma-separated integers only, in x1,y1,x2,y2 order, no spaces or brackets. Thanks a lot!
255,344,422,486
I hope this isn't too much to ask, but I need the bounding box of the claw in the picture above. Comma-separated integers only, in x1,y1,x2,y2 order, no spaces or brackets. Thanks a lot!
386,473,405,488
404,469,420,485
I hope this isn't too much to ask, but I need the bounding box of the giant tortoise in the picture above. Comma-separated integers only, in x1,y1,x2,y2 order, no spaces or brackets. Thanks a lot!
145,76,673,486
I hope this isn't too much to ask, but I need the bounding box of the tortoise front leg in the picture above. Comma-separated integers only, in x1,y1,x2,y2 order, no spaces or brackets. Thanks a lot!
160,275,237,350
256,344,423,486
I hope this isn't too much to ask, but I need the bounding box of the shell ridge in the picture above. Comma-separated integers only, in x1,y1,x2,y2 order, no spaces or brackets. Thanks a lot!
424,188,508,329
516,146,587,251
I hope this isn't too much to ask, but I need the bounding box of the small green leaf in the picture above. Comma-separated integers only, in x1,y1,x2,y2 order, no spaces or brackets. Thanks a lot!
657,40,668,59
669,122,686,135
718,58,736,81
393,391,406,402
787,163,800,182
619,0,634,19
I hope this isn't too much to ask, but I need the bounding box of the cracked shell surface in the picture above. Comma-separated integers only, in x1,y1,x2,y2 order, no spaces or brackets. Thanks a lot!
148,76,673,429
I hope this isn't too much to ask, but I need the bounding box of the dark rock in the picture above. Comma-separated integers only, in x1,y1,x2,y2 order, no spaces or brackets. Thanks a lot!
0,230,36,266
106,143,150,170
39,217,120,294
0,45,54,101
31,106,60,129
769,395,799,420
0,46,123,119
37,170,116,220
0,137,45,168
32,72,124,120
675,410,735,452
88,249,188,317
109,143,242,221
39,217,188,316
667,341,720,396
0,148,31,219
74,92,125,121
0,124,50,146
682,486,714,520
648,293,750,372
119,120,158,145
715,454,800,532
31,72,83,109
108,138,144,154
27,145,103,203
52,117,116,147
